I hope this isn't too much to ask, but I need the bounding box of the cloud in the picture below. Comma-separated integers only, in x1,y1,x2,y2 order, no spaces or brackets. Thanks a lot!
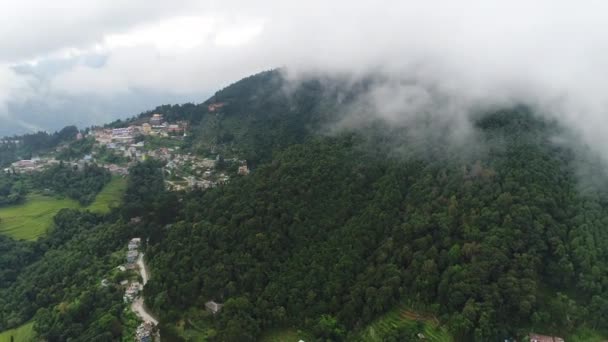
3,0,608,163
0,67,32,110
0,0,205,63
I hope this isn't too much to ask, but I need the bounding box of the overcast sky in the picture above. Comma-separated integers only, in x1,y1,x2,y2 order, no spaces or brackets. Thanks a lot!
2,0,608,153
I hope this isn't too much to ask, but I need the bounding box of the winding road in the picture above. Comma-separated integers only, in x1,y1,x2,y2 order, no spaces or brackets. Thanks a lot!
131,253,159,325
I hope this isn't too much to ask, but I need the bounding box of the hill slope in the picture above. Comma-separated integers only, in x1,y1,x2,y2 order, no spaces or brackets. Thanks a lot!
141,77,608,341
3,70,608,342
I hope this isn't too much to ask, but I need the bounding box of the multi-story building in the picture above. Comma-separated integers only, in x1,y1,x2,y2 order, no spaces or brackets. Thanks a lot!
150,114,164,125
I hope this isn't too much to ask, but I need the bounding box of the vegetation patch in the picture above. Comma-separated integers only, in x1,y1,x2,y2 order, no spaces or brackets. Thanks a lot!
0,177,126,240
0,194,80,240
567,328,607,342
0,322,35,342
32,163,111,205
259,328,312,342
87,176,127,213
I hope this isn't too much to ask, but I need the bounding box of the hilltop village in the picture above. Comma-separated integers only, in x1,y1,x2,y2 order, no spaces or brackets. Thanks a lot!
4,112,249,191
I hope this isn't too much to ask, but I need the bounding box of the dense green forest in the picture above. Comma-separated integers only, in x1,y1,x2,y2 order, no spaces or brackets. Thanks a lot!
143,109,608,341
32,163,112,205
0,173,26,206
0,208,144,341
3,71,608,341
0,235,35,288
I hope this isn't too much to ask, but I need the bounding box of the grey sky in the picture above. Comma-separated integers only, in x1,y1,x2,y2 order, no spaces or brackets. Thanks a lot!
1,0,608,157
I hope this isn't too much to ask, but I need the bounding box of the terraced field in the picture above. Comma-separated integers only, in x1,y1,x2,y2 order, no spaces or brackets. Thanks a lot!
357,304,453,342
0,322,35,342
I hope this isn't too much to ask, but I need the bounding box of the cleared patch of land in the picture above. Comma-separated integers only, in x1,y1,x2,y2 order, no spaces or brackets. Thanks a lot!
356,304,453,342
87,176,127,213
0,322,35,342
0,177,127,240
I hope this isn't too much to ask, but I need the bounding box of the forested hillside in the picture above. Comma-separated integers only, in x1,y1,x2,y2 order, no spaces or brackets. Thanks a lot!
2,70,608,341
143,102,608,341
0,161,175,341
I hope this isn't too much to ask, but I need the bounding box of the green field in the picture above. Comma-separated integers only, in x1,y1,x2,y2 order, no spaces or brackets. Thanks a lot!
356,304,453,342
87,177,127,213
0,177,127,240
0,322,35,342
0,194,81,240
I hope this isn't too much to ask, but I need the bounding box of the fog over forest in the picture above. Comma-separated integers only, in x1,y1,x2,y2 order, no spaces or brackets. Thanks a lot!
0,1,607,164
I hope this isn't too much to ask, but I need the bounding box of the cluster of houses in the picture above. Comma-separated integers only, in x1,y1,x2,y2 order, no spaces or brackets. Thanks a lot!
122,237,143,303
93,113,187,146
88,113,187,162
4,111,250,195
165,154,249,191
5,157,59,173
124,281,142,303
4,156,129,176
136,322,155,342
127,238,141,264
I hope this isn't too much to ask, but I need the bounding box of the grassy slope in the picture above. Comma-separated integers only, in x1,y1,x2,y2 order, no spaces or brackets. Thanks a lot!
0,194,80,240
0,177,127,240
0,322,35,342
87,176,127,213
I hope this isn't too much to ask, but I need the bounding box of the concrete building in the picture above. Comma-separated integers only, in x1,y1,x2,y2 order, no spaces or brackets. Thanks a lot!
238,165,250,175
205,301,224,314
150,113,164,125
207,102,225,112
529,333,565,342
200,158,216,168
123,282,142,303
142,123,152,135
167,124,182,134
136,322,155,342
127,250,139,264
